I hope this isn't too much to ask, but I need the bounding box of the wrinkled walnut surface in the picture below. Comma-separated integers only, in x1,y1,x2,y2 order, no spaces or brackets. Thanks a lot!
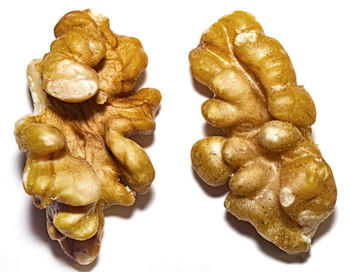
15,10,161,265
190,11,336,254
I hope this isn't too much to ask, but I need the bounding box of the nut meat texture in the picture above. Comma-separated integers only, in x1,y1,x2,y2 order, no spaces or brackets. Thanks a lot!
15,10,161,265
190,11,336,254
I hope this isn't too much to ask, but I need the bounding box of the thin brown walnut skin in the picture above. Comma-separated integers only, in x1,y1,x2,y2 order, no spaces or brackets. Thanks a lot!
15,9,161,265
190,11,336,254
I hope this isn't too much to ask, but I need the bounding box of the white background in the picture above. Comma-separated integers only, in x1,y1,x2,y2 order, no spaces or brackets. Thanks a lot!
1,0,349,271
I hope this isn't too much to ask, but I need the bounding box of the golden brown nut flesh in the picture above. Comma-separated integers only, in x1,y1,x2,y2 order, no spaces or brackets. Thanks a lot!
190,11,336,254
15,9,161,265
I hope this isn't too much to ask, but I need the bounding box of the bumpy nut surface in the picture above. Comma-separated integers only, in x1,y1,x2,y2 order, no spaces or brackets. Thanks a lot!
190,11,336,254
15,10,161,265
42,9,147,103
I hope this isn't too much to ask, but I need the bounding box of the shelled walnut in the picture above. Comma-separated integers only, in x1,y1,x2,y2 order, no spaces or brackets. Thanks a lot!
190,11,336,254
15,10,161,265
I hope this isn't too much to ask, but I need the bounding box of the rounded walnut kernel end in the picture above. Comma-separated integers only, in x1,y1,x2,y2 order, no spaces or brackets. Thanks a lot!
20,123,65,156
